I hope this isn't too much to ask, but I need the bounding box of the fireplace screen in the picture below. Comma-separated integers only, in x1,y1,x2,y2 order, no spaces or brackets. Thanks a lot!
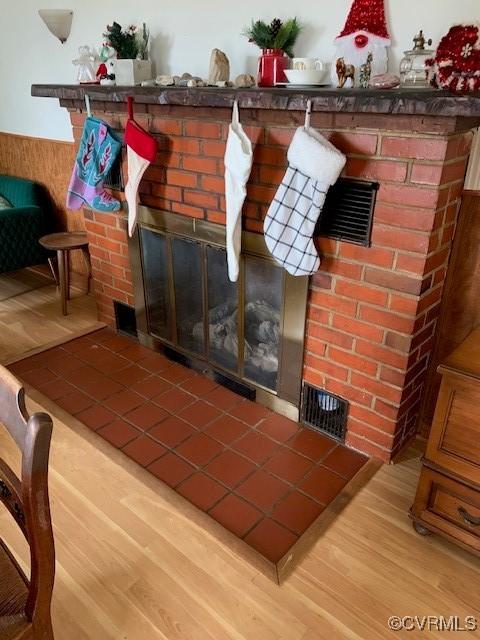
244,257,282,390
140,227,283,392
141,229,170,340
206,245,238,373
132,207,308,411
173,237,204,355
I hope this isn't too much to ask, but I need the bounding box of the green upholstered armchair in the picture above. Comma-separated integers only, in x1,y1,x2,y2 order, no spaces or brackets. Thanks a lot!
0,175,52,273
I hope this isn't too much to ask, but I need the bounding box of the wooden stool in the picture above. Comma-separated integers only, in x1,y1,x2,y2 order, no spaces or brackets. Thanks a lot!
39,232,91,315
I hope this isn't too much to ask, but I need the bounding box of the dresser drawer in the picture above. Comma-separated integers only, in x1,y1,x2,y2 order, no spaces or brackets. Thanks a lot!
412,468,480,552
426,375,480,484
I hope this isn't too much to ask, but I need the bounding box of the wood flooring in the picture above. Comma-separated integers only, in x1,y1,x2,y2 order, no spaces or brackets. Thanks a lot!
0,270,100,364
0,277,479,639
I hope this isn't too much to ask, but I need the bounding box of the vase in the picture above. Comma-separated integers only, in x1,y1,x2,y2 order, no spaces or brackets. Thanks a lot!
257,49,288,87
114,59,152,86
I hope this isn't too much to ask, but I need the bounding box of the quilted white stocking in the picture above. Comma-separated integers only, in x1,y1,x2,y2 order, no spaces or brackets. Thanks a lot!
263,127,346,276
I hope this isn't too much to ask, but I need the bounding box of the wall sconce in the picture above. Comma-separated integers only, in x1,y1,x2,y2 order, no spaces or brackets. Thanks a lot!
39,9,73,44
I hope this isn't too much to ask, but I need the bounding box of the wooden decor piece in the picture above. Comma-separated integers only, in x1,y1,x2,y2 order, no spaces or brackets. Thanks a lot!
0,365,55,639
411,328,480,556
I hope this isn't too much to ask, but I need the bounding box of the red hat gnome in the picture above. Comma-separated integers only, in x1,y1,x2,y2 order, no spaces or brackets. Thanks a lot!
331,0,391,85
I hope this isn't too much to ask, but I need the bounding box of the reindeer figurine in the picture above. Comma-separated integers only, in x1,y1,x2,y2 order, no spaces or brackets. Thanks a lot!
359,53,373,89
336,57,355,88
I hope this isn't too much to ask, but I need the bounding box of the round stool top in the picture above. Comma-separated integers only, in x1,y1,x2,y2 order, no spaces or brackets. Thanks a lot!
39,232,89,251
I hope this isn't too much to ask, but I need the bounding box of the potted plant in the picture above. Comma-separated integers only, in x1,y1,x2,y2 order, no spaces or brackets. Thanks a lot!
103,22,151,85
243,18,302,87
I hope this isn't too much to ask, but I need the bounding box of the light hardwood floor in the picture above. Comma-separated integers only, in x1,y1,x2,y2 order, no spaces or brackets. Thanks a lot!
0,278,479,639
0,269,100,364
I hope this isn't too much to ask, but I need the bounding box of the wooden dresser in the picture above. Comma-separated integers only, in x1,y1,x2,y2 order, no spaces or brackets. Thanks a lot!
411,327,480,555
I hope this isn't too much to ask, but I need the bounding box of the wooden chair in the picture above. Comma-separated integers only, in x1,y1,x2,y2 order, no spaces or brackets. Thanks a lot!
0,367,55,639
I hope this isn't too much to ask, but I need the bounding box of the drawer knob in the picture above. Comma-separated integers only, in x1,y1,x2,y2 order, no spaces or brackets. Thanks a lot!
458,506,480,527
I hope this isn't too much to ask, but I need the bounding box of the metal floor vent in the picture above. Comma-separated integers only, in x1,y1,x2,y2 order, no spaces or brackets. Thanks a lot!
105,145,125,191
301,383,349,442
317,178,378,246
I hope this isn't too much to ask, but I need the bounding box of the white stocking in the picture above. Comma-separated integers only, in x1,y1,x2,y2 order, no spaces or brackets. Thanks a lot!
125,146,150,237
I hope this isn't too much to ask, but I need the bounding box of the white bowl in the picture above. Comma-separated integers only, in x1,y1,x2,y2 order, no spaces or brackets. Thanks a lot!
284,68,327,85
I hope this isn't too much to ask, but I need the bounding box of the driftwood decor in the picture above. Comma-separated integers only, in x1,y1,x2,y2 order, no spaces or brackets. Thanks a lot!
208,49,230,85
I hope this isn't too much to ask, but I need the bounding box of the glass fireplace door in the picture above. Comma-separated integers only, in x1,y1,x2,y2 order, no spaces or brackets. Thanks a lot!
206,245,238,373
140,227,285,394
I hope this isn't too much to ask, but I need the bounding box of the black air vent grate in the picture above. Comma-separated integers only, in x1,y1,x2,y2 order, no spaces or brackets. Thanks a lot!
317,178,378,246
301,383,349,442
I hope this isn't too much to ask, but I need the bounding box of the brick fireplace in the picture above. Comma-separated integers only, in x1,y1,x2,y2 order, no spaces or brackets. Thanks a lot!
35,86,480,462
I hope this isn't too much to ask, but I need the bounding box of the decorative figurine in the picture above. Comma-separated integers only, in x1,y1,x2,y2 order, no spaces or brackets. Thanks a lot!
330,0,391,86
96,44,116,85
72,46,97,84
99,59,116,86
400,30,434,87
336,57,355,88
359,52,373,88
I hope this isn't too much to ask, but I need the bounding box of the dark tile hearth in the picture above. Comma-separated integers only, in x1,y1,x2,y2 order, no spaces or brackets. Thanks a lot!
10,328,368,575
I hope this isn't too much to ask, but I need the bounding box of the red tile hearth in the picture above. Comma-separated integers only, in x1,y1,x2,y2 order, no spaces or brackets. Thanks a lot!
9,328,369,580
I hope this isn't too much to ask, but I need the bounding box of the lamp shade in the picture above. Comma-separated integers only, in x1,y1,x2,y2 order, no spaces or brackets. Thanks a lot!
39,9,73,43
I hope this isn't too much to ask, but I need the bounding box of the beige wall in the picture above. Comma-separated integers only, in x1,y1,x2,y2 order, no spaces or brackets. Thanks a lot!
0,0,478,141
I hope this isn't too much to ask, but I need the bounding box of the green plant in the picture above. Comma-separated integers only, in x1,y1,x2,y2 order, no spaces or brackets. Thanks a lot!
243,18,302,58
103,22,140,60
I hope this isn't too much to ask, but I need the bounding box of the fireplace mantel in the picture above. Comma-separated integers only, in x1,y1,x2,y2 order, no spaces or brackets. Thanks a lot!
32,84,480,119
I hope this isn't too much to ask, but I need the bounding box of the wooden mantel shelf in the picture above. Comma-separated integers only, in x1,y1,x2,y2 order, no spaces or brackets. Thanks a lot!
32,84,480,119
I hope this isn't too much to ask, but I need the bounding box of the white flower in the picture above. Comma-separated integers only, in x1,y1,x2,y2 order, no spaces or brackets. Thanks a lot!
461,43,473,58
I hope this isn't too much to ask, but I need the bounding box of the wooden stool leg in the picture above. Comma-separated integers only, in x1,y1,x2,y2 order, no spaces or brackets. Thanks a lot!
82,246,92,294
65,250,70,301
57,249,68,316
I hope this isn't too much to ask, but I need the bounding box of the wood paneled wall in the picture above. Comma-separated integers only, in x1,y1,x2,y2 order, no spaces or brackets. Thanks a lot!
465,128,480,190
0,132,87,273
420,192,480,434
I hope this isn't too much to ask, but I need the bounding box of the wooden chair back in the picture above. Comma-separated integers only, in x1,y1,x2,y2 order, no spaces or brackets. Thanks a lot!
0,365,55,638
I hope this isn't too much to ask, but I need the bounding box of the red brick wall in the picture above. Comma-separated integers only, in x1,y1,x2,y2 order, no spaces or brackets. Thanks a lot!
65,100,473,461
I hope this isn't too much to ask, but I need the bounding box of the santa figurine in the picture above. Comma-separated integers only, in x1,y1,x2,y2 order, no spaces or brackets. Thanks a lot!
331,0,391,86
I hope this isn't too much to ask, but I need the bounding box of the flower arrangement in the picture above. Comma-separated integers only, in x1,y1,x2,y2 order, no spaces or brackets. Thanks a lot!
243,18,302,58
103,21,149,60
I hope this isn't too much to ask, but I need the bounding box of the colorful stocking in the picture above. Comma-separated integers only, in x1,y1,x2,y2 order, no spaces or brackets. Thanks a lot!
125,99,157,236
67,117,121,213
